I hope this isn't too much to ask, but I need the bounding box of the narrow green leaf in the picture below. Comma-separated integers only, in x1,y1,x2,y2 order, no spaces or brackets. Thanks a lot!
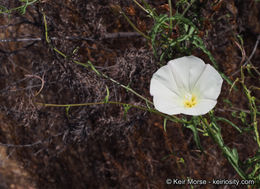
187,124,203,151
65,106,70,118
163,118,168,132
123,104,131,119
215,116,242,133
87,61,101,76
104,86,109,103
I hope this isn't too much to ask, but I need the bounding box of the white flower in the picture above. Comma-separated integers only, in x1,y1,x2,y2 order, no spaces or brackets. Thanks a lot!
150,55,223,116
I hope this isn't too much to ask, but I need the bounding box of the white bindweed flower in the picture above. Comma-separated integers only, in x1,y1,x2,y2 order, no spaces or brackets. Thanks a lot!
150,55,223,116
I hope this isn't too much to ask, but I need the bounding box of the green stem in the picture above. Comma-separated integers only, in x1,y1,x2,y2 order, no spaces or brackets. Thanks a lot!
181,0,195,17
43,13,50,43
200,116,247,179
121,11,150,40
133,0,149,14
42,11,186,125
52,49,187,124
241,67,260,148
36,101,187,124
168,0,173,35
0,0,38,14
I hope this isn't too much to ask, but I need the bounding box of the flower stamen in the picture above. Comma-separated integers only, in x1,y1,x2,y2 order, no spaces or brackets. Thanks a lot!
183,94,197,108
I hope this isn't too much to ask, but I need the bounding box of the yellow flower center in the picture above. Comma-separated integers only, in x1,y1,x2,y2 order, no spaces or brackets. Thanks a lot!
183,94,197,108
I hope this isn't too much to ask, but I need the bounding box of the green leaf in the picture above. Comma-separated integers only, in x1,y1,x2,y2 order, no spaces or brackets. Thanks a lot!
123,104,131,119
65,106,70,118
223,98,233,107
229,78,239,93
239,111,247,124
104,86,109,103
163,118,168,132
231,148,239,165
215,116,242,133
187,124,203,151
87,61,100,76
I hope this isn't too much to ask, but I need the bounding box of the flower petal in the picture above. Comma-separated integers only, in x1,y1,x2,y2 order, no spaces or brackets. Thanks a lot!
168,56,206,94
187,56,207,90
193,64,223,100
150,64,180,97
153,95,183,115
181,99,217,116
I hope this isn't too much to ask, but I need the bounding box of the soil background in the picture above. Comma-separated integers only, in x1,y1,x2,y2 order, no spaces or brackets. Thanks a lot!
0,0,259,189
